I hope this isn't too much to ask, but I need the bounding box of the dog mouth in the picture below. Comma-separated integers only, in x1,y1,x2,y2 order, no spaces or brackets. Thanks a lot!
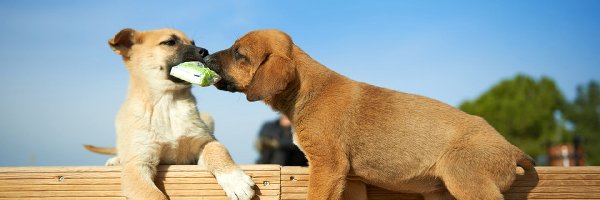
166,60,206,84
168,72,188,84
213,76,239,92
167,66,188,84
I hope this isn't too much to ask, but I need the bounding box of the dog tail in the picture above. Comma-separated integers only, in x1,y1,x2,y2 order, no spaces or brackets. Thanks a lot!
83,144,117,155
516,150,536,170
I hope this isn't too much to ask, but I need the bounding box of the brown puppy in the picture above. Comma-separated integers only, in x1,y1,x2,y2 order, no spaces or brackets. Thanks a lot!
204,29,535,200
92,28,255,200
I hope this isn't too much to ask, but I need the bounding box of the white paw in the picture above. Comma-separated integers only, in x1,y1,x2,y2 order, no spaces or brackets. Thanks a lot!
215,169,256,200
105,156,120,166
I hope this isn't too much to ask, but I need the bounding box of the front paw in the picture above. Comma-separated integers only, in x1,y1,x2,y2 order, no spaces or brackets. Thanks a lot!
105,156,120,166
215,169,256,200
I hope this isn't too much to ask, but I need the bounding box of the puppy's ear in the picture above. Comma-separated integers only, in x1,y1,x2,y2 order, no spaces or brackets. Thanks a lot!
246,54,295,102
108,28,137,57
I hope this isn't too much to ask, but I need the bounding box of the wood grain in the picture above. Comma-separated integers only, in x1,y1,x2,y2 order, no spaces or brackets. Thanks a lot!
1,165,599,199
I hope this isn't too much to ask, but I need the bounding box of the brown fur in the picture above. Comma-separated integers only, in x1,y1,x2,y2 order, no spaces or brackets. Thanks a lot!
91,28,255,200
205,29,535,200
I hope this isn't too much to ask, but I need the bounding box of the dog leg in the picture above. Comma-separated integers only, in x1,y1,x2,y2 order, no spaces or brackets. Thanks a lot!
105,156,120,166
437,155,504,199
423,190,455,200
342,180,367,200
306,156,349,200
443,175,503,200
121,144,167,200
199,140,255,200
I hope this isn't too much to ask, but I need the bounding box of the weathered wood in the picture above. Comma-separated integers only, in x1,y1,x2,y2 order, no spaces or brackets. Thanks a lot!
1,165,599,199
279,166,600,200
0,165,280,199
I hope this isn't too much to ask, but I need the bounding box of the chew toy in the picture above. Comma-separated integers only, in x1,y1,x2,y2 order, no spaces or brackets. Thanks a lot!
169,61,221,87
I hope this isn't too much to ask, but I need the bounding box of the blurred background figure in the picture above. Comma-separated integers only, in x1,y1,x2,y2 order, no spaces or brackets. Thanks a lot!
547,136,586,166
255,115,308,166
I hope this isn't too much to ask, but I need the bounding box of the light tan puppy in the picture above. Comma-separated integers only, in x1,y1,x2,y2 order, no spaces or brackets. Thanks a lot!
86,28,255,200
204,29,535,200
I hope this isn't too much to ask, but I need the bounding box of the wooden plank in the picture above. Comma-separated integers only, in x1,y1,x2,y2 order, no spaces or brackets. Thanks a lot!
281,193,307,200
0,184,121,191
0,198,126,200
504,192,600,199
0,166,120,173
0,178,120,185
281,174,309,181
0,165,280,173
281,166,309,198
365,188,600,199
0,189,280,197
0,198,233,200
281,181,309,187
516,173,600,180
0,191,122,197
512,179,600,186
165,189,280,196
279,167,600,175
160,177,280,184
280,167,308,175
2,165,600,199
517,166,600,174
280,173,600,182
0,183,279,191
0,165,280,199
505,186,600,193
0,176,280,185
0,171,280,179
281,187,307,193
165,197,281,200
0,196,281,200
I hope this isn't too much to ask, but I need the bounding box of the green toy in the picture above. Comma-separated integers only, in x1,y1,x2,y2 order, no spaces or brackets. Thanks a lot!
170,61,221,87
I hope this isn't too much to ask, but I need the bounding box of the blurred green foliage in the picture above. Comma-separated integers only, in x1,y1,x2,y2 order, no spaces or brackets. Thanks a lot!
459,75,599,165
564,81,600,165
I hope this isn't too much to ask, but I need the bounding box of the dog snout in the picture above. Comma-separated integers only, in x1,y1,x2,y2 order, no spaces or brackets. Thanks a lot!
203,55,219,71
197,47,209,58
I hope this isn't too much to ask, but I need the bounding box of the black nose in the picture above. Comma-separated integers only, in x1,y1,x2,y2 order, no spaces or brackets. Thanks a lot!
198,47,209,58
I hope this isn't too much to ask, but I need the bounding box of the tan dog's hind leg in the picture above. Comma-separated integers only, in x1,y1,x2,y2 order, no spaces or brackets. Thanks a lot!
121,144,167,200
199,141,255,200
443,175,503,200
436,144,506,200
342,180,367,200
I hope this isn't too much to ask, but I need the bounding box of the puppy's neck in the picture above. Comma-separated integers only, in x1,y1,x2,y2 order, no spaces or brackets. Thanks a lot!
265,46,342,121
127,75,194,106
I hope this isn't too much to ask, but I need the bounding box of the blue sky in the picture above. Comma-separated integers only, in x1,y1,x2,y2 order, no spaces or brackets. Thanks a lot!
0,0,598,166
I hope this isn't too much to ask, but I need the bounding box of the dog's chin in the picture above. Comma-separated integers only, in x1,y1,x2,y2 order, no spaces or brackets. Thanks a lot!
163,79,192,91
214,79,240,93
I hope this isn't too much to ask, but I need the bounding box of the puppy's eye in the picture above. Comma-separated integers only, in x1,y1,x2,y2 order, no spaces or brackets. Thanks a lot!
160,40,177,46
233,48,247,61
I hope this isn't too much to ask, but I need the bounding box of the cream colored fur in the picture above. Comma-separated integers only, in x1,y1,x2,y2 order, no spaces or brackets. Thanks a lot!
90,28,255,200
